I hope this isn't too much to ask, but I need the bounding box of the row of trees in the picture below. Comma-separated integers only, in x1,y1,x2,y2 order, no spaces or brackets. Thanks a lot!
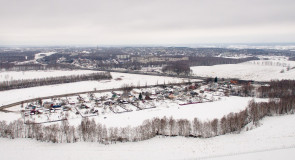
70,55,259,71
162,61,191,76
257,80,295,98
0,51,38,63
0,63,78,71
188,56,259,66
0,72,112,91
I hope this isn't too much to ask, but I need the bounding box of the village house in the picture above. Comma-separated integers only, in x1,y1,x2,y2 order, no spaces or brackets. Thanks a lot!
131,56,188,63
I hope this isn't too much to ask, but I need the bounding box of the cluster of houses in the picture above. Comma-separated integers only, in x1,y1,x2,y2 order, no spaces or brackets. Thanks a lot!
23,80,248,123
130,56,189,63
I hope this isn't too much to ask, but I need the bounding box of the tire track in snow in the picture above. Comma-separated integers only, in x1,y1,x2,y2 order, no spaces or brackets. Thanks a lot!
194,144,295,160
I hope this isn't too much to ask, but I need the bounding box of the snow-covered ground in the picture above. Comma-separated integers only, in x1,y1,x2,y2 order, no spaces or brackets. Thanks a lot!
0,70,101,82
0,72,191,106
85,96,265,128
191,59,295,81
1,114,295,160
34,52,56,61
0,111,20,122
15,52,57,65
208,148,295,160
215,54,252,59
226,44,295,50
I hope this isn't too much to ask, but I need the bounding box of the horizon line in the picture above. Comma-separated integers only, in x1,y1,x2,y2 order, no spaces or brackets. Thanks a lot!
1,42,295,48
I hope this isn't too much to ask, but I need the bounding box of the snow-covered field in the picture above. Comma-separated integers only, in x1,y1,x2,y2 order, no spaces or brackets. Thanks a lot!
0,72,190,106
0,111,20,122
34,52,56,61
0,70,100,82
85,96,265,128
1,114,295,160
191,59,295,81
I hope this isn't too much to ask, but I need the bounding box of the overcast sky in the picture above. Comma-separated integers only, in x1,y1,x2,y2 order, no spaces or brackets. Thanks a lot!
0,0,295,46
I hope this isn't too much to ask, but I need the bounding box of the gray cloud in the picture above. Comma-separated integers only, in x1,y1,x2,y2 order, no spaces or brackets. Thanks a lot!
0,0,295,45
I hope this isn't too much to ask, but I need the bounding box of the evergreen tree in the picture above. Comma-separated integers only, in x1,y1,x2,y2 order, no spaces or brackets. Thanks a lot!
214,77,218,83
138,93,143,100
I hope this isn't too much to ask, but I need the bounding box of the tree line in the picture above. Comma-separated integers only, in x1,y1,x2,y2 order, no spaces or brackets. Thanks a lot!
162,61,191,76
188,56,259,66
0,72,112,91
257,80,295,98
0,63,78,71
0,51,39,63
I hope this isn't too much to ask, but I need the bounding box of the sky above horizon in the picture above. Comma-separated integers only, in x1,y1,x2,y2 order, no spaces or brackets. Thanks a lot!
1,0,295,46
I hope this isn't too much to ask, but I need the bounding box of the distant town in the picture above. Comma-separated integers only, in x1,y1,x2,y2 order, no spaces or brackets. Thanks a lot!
1,46,294,76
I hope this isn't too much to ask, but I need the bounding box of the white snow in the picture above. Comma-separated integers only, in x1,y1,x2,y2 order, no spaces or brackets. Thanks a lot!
88,96,266,128
1,114,295,160
207,148,295,160
227,44,295,50
191,60,295,81
34,52,56,60
0,111,20,122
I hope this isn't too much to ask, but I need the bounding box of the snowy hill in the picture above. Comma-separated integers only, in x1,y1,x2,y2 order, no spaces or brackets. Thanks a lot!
1,114,295,160
191,59,295,81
